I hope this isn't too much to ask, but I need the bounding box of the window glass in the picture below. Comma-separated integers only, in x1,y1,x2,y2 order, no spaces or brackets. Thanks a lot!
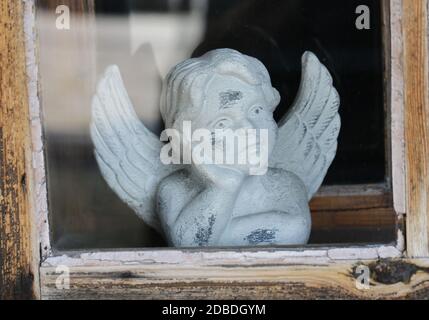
37,0,389,249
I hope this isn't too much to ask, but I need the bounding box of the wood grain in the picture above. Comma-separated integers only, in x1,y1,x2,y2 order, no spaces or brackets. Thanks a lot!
0,1,39,299
40,258,429,300
310,186,396,244
403,0,429,257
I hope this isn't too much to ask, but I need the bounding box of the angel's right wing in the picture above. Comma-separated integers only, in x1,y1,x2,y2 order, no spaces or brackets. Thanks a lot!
270,52,340,200
91,65,177,234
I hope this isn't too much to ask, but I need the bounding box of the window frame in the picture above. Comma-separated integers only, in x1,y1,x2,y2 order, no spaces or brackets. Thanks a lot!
32,0,420,297
1,0,429,300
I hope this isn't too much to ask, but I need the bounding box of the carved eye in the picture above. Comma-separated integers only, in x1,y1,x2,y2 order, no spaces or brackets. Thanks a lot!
250,106,264,115
214,118,232,130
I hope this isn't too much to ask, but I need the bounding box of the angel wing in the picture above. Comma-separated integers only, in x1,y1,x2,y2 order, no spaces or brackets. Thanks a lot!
270,51,341,200
90,65,177,234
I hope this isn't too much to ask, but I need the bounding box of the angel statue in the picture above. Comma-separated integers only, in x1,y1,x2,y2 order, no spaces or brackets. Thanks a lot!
91,48,340,247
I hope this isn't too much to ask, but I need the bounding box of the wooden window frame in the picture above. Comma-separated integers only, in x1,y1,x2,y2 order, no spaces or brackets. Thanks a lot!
1,0,429,300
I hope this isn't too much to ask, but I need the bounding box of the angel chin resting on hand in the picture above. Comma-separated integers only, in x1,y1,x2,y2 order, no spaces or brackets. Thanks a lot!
91,48,340,248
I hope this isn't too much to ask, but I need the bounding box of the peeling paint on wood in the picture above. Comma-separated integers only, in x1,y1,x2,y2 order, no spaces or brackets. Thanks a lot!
387,0,406,216
41,245,403,269
0,0,39,300
40,258,429,300
23,0,51,261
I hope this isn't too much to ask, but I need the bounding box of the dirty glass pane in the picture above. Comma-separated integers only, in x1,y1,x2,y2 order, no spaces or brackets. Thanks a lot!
37,0,389,249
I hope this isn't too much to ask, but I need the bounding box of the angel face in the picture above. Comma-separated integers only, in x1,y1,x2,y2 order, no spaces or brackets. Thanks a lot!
161,49,281,174
191,74,279,172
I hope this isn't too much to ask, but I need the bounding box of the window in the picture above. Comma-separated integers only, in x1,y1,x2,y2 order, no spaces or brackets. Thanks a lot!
37,0,400,252
1,0,426,300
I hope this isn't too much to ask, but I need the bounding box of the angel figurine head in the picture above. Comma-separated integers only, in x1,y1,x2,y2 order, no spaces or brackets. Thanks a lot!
159,49,281,176
91,48,340,247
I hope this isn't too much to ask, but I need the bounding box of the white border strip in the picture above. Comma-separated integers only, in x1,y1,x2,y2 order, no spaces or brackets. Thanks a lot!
390,0,406,215
42,244,403,268
24,0,51,259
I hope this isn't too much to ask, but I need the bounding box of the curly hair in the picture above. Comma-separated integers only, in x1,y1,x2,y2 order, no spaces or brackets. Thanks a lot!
160,48,280,130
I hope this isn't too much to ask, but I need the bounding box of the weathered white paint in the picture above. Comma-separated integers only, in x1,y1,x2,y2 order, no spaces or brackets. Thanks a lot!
390,0,406,215
42,245,402,268
24,0,51,260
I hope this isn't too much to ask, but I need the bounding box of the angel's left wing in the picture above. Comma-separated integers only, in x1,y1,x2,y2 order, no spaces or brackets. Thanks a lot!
91,65,178,234
270,51,341,200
